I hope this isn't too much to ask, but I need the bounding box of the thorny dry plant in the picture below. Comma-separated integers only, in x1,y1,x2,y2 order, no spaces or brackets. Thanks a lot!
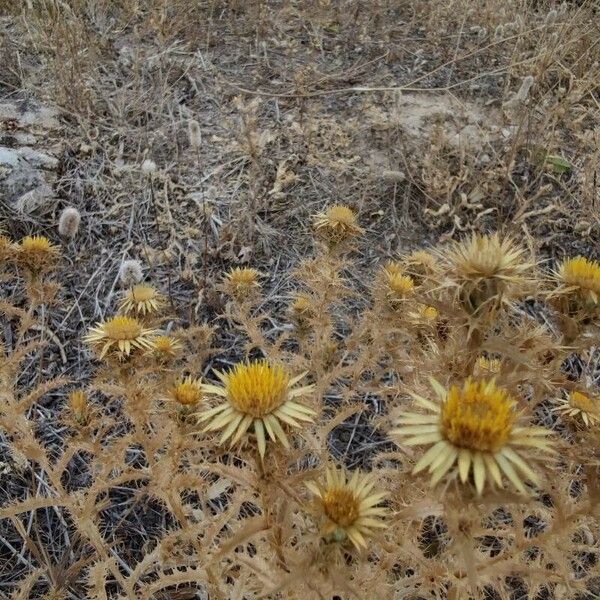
2,214,600,599
0,1,599,599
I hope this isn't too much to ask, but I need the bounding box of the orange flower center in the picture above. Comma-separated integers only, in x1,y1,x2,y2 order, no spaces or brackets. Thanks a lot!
322,488,360,527
102,317,142,340
440,380,515,452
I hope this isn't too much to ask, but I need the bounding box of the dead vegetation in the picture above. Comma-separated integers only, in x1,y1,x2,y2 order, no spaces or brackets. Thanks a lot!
0,1,599,598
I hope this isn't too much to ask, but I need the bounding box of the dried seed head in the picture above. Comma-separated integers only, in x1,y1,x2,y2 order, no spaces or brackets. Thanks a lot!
289,293,316,328
119,260,143,288
313,205,363,245
223,267,261,300
188,119,202,149
445,233,532,314
58,207,81,239
141,158,157,175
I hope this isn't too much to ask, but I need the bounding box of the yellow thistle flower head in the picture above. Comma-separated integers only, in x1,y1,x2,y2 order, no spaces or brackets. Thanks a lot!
557,256,600,309
553,390,600,427
420,305,439,320
85,315,156,359
169,376,203,407
313,205,363,244
150,335,182,360
224,267,261,299
382,262,415,306
392,377,554,494
409,304,439,327
306,467,387,550
473,356,502,377
445,233,532,313
198,360,315,458
119,284,164,316
68,390,88,423
17,235,59,273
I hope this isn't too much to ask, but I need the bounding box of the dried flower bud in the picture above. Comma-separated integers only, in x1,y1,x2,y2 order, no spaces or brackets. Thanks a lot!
17,235,59,274
119,259,143,288
68,390,88,423
188,119,202,149
58,207,81,239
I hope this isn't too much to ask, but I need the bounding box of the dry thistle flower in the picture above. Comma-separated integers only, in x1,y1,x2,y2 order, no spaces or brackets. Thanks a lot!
289,293,316,327
392,378,554,494
556,256,600,311
400,249,440,285
198,360,315,458
119,260,143,288
68,390,88,423
188,119,202,148
119,284,163,316
151,335,182,360
223,267,261,299
445,233,532,314
85,315,155,359
313,205,363,244
17,235,59,274
169,376,203,407
553,390,600,427
58,207,81,239
306,467,387,550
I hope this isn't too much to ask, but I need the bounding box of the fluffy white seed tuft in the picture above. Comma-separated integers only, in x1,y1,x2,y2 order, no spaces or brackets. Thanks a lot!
188,119,202,149
58,207,81,239
119,259,143,288
141,159,157,175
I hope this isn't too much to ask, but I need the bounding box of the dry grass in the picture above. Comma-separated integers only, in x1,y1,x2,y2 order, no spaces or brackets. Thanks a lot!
0,1,599,598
